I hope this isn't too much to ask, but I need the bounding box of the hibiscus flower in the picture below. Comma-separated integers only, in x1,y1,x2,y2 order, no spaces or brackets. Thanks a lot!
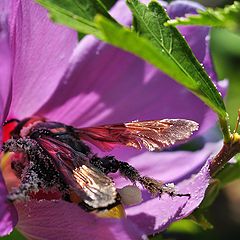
0,0,227,239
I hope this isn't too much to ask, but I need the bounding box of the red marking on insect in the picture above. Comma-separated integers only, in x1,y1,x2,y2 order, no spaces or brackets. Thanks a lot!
3,119,19,143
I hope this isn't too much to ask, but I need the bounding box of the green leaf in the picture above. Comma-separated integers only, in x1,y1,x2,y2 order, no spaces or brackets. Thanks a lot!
37,0,228,125
150,234,165,240
36,0,116,37
1,229,26,240
188,212,213,230
211,28,240,132
166,1,240,33
167,219,201,234
96,0,226,119
101,0,117,9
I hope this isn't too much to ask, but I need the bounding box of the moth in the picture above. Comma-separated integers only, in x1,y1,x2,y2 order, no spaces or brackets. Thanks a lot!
2,117,198,213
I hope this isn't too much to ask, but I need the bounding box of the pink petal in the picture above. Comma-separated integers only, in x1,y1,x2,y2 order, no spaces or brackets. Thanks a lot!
110,142,220,234
38,36,220,131
109,0,132,26
0,2,18,235
38,0,225,137
16,200,146,240
8,0,77,119
0,0,12,123
111,141,218,188
0,172,18,236
126,158,210,235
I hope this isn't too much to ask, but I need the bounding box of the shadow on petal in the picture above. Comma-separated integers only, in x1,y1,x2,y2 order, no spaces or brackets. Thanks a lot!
125,159,210,235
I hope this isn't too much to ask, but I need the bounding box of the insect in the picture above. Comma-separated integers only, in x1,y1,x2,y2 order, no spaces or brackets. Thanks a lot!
2,117,198,215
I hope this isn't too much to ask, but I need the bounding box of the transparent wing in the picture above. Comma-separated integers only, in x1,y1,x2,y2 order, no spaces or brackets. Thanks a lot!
76,119,199,151
37,136,117,208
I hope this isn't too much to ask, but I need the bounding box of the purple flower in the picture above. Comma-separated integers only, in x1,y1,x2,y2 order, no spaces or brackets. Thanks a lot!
0,0,227,239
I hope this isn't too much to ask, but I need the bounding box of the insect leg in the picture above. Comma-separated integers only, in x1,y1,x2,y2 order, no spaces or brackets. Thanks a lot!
89,156,120,174
90,156,190,198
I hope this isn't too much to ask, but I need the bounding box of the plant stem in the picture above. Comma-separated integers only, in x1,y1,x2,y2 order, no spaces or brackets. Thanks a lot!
210,134,240,176
219,116,231,143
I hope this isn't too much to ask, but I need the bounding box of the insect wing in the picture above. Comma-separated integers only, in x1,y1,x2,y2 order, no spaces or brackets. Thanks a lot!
37,136,117,208
77,119,199,151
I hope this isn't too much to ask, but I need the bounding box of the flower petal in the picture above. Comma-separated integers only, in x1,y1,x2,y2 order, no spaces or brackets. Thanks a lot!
16,200,147,240
110,142,220,234
0,0,12,123
111,141,218,188
0,172,18,236
125,157,210,235
8,0,78,119
38,1,225,136
0,3,18,235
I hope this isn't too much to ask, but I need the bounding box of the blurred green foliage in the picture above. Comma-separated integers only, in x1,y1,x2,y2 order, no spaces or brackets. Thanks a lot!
211,28,240,130
102,0,117,9
167,2,240,34
1,230,25,240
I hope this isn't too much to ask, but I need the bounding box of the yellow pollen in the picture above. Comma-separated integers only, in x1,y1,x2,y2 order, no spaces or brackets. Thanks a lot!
94,204,126,219
0,152,13,171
